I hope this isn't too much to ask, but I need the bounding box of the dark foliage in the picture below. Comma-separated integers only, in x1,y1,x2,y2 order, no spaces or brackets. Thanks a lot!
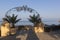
3,14,21,28
28,14,42,27
44,24,60,32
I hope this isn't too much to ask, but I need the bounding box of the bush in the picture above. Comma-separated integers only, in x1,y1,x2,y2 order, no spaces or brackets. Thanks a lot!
44,24,60,32
44,27,51,32
18,25,25,30
51,26,60,31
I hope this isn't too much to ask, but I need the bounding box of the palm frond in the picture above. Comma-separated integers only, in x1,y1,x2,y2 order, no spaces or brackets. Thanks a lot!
28,14,42,25
15,19,21,23
4,14,21,28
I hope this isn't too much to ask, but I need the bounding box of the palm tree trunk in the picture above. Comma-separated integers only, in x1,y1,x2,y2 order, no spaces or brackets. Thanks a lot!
11,23,15,28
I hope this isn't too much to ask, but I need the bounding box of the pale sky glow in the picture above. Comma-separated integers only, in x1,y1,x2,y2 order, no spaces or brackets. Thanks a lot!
0,0,60,20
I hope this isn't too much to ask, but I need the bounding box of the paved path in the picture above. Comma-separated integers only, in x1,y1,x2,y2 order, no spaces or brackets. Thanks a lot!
37,32,60,40
0,30,60,40
26,29,39,40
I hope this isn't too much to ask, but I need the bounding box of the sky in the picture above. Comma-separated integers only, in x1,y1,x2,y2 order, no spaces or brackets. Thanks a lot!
0,0,60,20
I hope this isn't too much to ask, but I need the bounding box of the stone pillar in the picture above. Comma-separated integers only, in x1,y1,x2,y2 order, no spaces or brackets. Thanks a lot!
1,22,10,37
34,27,44,33
34,23,44,33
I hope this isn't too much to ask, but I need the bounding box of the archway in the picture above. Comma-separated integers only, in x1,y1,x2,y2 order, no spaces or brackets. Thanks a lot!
5,5,44,33
6,5,39,15
5,5,39,26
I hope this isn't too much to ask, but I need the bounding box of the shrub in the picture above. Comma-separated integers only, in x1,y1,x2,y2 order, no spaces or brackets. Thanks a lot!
44,27,51,32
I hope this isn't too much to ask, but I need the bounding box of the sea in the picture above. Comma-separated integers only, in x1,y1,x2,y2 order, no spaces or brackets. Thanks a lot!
0,19,60,26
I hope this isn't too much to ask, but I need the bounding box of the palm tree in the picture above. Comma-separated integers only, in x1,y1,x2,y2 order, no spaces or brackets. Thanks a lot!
28,14,42,27
3,14,21,35
3,14,21,28
28,14,44,32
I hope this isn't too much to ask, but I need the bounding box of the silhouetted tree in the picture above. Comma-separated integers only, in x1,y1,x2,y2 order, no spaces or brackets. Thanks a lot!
3,14,21,28
28,14,42,27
